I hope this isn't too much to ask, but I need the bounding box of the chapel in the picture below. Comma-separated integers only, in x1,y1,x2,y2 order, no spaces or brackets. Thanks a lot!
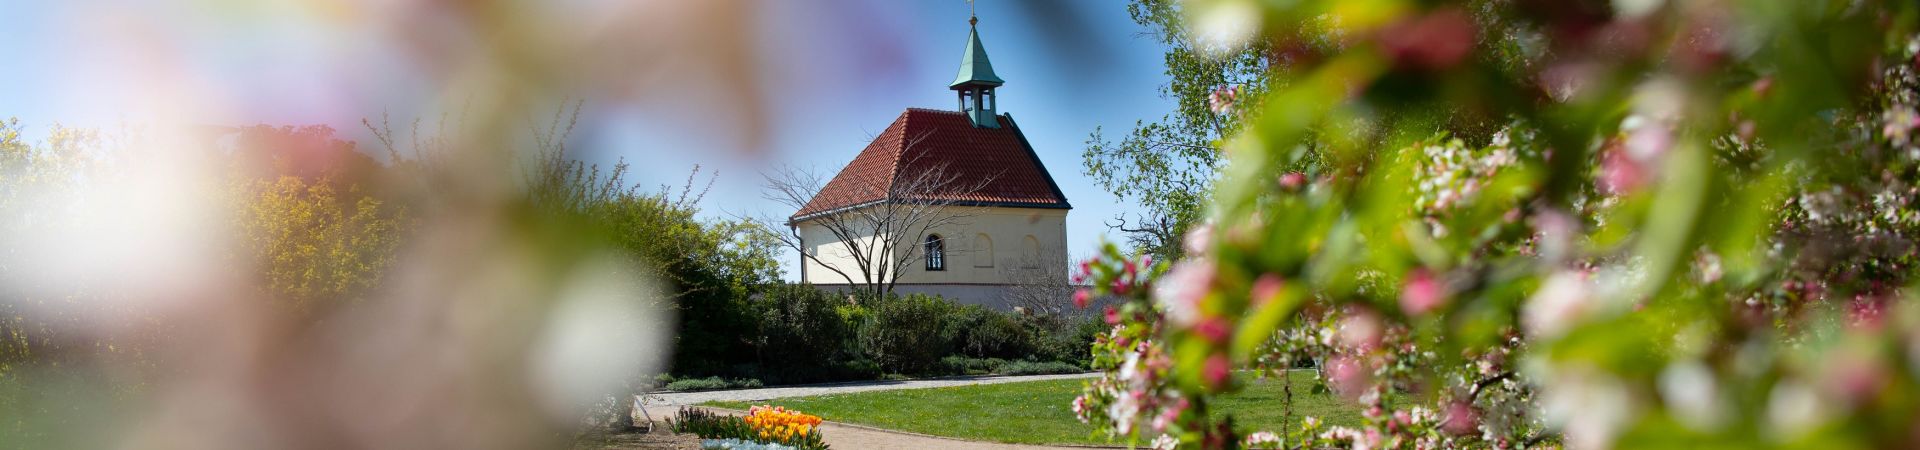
789,16,1071,308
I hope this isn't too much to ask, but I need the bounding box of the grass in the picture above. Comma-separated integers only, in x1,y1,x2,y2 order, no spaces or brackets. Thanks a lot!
704,370,1366,446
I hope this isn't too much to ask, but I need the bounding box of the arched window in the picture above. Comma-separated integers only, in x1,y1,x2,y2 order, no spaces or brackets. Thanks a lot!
972,233,994,268
1022,235,1041,269
924,234,946,271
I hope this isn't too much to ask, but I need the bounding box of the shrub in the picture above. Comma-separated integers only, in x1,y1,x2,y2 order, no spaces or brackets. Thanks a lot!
858,294,957,375
997,360,1085,376
939,356,1008,375
749,284,857,384
670,408,752,440
1029,316,1106,367
669,288,1096,383
946,305,1032,359
663,376,763,392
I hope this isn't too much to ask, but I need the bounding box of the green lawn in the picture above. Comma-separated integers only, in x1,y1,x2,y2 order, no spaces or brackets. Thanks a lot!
705,371,1366,446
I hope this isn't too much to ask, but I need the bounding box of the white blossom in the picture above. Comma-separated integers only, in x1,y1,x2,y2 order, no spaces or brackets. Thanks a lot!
1658,360,1727,430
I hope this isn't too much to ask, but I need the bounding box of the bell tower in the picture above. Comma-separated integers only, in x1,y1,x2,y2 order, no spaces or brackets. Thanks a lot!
950,14,1004,129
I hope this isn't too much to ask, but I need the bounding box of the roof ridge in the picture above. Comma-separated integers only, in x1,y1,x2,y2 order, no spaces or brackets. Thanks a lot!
886,110,912,189
904,107,964,115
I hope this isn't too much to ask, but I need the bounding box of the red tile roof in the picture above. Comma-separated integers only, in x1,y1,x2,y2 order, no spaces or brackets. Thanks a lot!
791,108,1071,220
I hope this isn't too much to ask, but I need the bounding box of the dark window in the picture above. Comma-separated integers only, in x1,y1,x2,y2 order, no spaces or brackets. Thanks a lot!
925,234,945,271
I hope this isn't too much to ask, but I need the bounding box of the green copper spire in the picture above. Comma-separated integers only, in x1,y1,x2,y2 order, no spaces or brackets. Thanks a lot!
949,21,1004,89
951,15,1003,128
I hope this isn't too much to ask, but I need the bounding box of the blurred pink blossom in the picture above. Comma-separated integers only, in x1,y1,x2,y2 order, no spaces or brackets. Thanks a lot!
1400,270,1446,316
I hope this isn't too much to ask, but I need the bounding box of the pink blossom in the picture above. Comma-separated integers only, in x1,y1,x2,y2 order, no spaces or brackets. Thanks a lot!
1885,106,1919,145
1363,428,1384,450
1073,289,1092,308
1104,306,1121,325
1194,316,1232,344
1183,223,1216,257
1326,356,1372,400
1443,401,1477,435
1625,123,1673,161
1250,273,1285,309
1337,310,1384,351
1203,353,1232,389
1153,397,1190,432
1399,270,1446,316
1823,351,1889,407
1155,260,1216,326
1539,61,1599,101
1278,172,1307,191
1209,85,1241,115
1377,9,1476,72
1149,434,1179,450
1599,148,1647,195
1243,431,1283,449
1526,271,1593,338
1752,75,1774,98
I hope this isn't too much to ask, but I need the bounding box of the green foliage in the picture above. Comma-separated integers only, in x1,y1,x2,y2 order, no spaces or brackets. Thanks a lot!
546,160,784,380
670,407,753,439
664,376,765,392
747,284,862,383
1030,317,1108,368
1082,0,1281,262
995,360,1084,376
858,294,958,375
939,356,1009,375
946,304,1033,359
233,176,407,313
1076,0,1920,448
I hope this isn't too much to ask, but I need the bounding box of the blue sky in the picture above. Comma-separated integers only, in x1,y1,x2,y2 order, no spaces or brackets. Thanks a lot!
0,1,1179,281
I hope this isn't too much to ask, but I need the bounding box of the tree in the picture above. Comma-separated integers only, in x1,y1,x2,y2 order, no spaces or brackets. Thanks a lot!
232,176,407,314
1081,0,1276,262
759,138,992,301
1001,247,1082,318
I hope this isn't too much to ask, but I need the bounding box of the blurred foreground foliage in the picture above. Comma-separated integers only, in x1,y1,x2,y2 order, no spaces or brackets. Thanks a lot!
0,114,784,444
1075,0,1920,449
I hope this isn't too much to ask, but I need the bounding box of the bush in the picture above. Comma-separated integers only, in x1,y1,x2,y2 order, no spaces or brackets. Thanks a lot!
939,356,1008,375
670,407,752,439
946,305,1032,359
668,286,1096,383
1029,316,1106,367
749,284,857,384
663,376,763,392
996,360,1086,376
860,294,956,375
858,294,957,375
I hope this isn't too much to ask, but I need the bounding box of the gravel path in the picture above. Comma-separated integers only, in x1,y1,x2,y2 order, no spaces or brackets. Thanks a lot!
641,372,1100,407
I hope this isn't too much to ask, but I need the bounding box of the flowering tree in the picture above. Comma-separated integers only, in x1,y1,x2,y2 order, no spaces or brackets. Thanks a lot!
1075,0,1920,448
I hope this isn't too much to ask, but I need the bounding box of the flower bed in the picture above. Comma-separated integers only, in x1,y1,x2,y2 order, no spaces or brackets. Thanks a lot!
670,406,829,450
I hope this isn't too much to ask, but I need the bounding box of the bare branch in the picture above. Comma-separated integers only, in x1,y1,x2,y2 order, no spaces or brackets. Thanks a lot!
748,129,1001,301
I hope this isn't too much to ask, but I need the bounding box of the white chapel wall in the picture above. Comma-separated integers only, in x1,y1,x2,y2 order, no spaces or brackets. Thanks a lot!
797,205,1068,300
